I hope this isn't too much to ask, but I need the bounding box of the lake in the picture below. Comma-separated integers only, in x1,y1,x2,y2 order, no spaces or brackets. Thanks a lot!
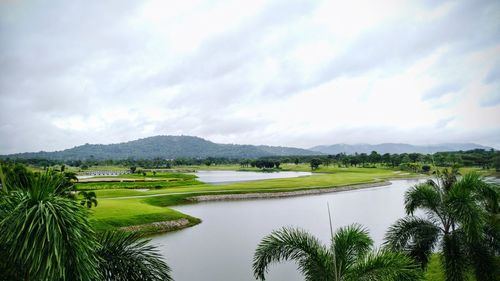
193,170,312,183
151,178,425,281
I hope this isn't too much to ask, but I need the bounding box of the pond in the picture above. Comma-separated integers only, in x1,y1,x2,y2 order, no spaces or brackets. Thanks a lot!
192,170,312,184
150,178,425,281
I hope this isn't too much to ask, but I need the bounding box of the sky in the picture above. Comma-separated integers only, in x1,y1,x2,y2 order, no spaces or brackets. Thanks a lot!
0,0,499,154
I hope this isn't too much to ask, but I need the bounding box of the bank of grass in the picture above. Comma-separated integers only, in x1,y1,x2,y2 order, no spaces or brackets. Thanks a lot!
89,198,200,234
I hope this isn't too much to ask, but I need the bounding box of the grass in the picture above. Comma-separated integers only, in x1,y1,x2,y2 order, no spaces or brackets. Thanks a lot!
89,198,200,234
91,168,415,199
424,255,445,281
423,254,498,281
76,179,202,190
84,165,497,279
97,172,197,180
88,167,419,234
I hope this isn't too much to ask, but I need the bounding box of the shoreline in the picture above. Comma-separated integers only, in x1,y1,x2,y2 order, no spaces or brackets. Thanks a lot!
119,218,200,235
112,176,427,235
189,181,393,202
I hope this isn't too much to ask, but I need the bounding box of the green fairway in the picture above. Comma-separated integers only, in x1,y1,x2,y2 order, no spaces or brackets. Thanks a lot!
93,168,414,199
77,179,202,190
90,198,200,234
88,167,419,234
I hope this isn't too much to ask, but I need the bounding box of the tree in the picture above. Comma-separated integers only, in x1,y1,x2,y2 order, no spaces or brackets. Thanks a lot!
369,151,381,164
0,165,174,281
253,224,422,281
130,166,137,173
310,158,322,170
421,164,431,173
384,170,499,281
0,172,100,280
97,231,173,281
79,190,98,208
493,155,500,172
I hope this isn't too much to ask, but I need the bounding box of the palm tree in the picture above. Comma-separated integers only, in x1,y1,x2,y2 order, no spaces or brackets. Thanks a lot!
384,171,499,281
253,223,422,281
79,190,98,208
1,166,174,281
97,231,173,281
0,171,100,280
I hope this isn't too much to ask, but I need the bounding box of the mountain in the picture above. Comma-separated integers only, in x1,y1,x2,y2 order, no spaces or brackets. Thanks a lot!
3,135,320,160
309,143,493,155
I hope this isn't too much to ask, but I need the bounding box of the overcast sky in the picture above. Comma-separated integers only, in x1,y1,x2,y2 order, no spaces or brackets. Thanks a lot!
1,0,499,154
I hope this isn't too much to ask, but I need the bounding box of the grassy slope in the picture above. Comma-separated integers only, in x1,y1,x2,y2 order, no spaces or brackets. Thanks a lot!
90,198,200,233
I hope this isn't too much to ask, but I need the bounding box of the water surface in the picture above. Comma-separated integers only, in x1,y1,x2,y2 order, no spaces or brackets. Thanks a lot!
193,170,312,184
151,179,424,281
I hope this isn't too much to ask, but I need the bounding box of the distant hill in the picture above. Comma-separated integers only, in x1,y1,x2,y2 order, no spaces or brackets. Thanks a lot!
3,136,493,160
3,135,320,160
309,143,493,155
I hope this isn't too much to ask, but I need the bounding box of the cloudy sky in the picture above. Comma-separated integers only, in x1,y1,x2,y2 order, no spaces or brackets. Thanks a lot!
1,0,499,154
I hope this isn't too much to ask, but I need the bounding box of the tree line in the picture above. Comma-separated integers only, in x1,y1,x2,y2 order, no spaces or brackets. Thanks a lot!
2,149,499,171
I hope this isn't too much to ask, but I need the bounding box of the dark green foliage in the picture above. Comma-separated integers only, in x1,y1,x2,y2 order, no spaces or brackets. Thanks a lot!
493,155,500,171
385,170,500,281
310,158,322,170
0,172,100,280
80,191,98,208
385,217,440,269
253,224,422,281
97,231,172,281
310,143,492,155
1,166,174,281
2,135,317,160
421,165,431,173
252,159,281,169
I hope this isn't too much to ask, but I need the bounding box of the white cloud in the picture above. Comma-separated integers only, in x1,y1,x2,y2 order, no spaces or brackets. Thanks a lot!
0,0,499,154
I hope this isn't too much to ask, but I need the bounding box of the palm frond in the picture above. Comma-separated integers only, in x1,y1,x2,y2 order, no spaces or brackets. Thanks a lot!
446,175,487,242
252,227,332,281
97,231,172,281
405,183,443,218
384,216,440,269
466,240,497,281
0,173,100,280
332,223,373,275
345,249,422,281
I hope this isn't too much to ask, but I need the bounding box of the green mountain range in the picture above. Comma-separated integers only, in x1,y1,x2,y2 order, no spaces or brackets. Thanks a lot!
3,135,319,160
3,135,492,160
